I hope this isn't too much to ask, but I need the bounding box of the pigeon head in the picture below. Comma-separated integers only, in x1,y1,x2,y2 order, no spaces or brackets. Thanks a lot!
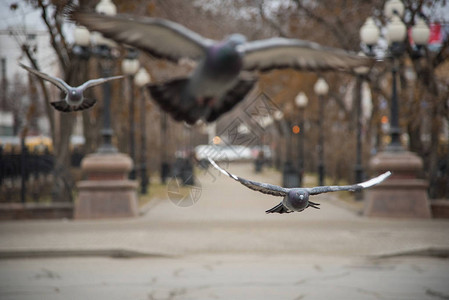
287,189,309,211
68,89,83,101
207,34,246,73
226,34,247,47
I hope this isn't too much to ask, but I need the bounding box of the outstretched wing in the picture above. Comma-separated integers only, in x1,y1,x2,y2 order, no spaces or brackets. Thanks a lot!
19,63,70,92
73,12,214,62
240,38,373,72
208,158,289,197
79,75,125,90
306,171,391,196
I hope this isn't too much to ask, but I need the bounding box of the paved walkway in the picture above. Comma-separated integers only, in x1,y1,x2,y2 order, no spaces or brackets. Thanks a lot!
0,163,448,257
1,162,449,299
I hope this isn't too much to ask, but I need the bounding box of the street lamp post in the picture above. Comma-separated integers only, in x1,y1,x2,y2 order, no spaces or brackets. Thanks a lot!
360,0,432,218
74,0,139,219
284,102,294,167
385,12,407,152
314,77,329,186
295,92,308,187
160,111,170,184
93,0,118,154
134,67,151,194
273,110,283,171
354,56,370,200
354,73,365,200
360,2,430,151
121,48,140,180
274,107,299,188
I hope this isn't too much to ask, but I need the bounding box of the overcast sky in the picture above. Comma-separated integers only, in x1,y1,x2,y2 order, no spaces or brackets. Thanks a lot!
0,0,46,31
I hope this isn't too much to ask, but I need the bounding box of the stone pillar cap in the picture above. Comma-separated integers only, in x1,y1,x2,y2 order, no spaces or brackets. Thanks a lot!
81,152,133,173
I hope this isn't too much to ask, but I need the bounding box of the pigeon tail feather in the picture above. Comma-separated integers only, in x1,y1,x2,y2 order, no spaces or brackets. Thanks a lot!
51,101,73,112
147,78,202,125
308,201,320,209
206,77,256,122
75,98,96,111
266,202,292,214
51,99,96,113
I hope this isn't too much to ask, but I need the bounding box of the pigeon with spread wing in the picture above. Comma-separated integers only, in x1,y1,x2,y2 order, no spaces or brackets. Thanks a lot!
20,63,124,112
208,158,391,214
73,12,373,124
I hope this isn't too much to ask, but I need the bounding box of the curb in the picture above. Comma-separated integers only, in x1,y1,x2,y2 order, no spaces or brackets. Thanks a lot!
373,247,449,259
0,249,173,260
139,197,165,216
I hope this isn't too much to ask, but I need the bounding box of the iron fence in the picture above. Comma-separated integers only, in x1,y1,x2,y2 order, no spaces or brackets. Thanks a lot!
0,146,57,203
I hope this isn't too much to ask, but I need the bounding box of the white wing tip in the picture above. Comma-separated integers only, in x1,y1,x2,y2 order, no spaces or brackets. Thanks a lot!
207,156,229,176
207,157,234,178
359,171,392,188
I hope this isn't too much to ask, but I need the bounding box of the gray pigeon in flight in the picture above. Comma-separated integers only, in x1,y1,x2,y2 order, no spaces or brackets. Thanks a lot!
208,158,391,214
19,63,124,112
73,12,373,124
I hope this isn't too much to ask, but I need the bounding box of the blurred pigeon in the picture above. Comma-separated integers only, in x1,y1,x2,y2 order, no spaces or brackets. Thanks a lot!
208,158,391,214
73,12,373,124
19,63,124,112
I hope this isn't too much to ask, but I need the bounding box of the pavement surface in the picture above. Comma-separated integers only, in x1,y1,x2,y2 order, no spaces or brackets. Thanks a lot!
1,162,449,300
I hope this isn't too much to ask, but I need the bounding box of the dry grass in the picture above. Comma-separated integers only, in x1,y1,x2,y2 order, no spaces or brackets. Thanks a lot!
138,183,169,207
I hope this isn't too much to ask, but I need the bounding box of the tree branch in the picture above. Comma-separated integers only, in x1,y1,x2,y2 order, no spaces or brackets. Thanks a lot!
293,0,353,50
258,0,289,38
37,0,69,71
21,44,55,141
54,10,70,61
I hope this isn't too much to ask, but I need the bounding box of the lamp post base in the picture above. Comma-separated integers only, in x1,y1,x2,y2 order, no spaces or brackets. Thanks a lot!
282,162,299,188
75,153,138,219
364,150,431,218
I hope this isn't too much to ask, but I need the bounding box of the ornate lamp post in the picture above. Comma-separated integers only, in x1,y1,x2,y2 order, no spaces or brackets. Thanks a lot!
353,55,370,200
361,0,432,218
160,111,170,184
93,0,119,154
360,1,430,152
121,48,140,179
75,0,138,219
134,67,151,194
273,110,284,171
284,102,294,167
275,105,299,188
314,77,328,186
294,91,308,187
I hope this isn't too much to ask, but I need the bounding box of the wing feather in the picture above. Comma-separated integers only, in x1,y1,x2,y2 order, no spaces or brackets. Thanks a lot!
306,171,391,195
208,158,288,197
19,63,70,92
73,12,214,62
240,38,373,72
79,75,125,90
